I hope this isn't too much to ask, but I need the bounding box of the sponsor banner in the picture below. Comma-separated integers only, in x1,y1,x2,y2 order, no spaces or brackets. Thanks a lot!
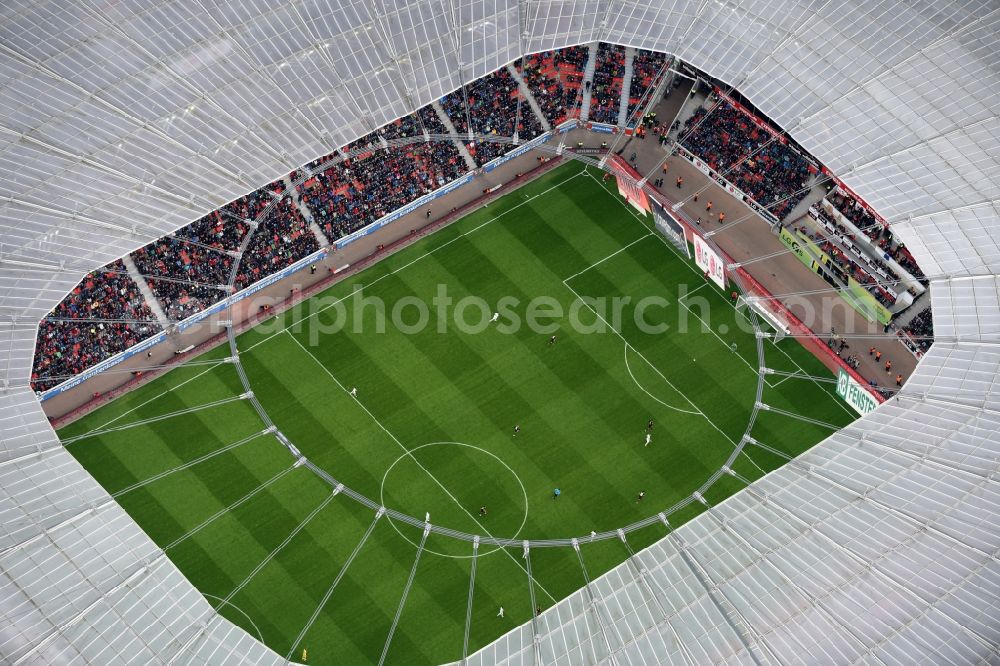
482,132,552,173
744,196,779,225
43,168,480,399
590,123,616,134
816,201,902,299
780,226,892,325
845,277,893,325
608,156,650,214
336,172,475,249
778,226,815,270
693,234,726,289
176,248,329,333
40,330,167,401
836,369,880,416
557,119,578,133
614,173,650,214
651,200,690,257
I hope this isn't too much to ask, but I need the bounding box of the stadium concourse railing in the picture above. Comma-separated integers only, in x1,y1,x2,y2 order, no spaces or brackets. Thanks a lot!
47,151,572,429
39,123,577,407
608,156,886,404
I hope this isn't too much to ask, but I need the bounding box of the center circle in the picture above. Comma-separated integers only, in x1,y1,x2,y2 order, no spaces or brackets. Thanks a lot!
379,442,529,558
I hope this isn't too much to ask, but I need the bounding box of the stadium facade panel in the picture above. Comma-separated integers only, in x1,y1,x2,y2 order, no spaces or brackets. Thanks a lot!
0,0,997,662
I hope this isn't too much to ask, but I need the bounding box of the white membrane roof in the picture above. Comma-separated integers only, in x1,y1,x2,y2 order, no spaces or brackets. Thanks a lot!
1,0,998,663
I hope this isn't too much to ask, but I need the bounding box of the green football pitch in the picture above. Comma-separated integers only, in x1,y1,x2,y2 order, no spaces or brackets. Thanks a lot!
59,163,857,664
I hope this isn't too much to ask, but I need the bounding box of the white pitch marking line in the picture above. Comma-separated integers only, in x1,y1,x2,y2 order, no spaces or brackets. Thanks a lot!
379,441,530,560
82,171,587,436
624,346,701,416
201,593,265,644
673,295,760,379
587,168,855,419
562,233,653,283
561,280,737,447
284,330,559,604
80,333,285,436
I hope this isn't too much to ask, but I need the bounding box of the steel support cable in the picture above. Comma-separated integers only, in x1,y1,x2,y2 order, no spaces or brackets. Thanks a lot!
110,431,270,498
284,506,384,664
4,463,297,664
757,403,841,430
460,537,480,665
602,53,663,161
217,488,340,611
378,521,431,666
729,469,1000,655
163,464,298,552
698,496,887,664
523,541,543,666
24,357,231,384
744,439,1000,562
666,526,771,665
203,132,795,556
166,487,341,665
165,233,240,257
61,395,249,445
616,528,698,666
53,265,232,291
573,539,620,665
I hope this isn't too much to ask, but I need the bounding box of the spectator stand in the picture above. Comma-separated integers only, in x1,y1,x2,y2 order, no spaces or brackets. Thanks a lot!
589,43,626,126
804,204,914,313
607,156,886,403
518,46,591,127
822,186,927,291
129,204,256,322
675,92,818,223
625,49,668,125
32,259,163,393
299,137,466,245
898,305,933,357
439,68,544,166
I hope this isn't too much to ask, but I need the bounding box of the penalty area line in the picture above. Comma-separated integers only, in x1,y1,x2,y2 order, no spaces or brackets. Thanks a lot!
562,233,653,283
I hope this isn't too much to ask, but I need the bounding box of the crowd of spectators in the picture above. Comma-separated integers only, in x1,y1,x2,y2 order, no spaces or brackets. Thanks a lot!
519,46,590,127
300,138,465,243
31,260,161,392
680,99,812,219
812,206,901,308
235,197,320,290
626,49,666,122
590,43,625,125
827,190,926,281
902,306,933,352
42,44,933,395
129,206,256,321
131,237,233,321
440,68,545,166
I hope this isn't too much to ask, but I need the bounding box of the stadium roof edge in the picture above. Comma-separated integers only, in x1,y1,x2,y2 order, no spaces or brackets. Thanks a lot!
1,0,998,662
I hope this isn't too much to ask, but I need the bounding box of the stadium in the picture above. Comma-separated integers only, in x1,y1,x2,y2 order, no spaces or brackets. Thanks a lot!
1,1,997,664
